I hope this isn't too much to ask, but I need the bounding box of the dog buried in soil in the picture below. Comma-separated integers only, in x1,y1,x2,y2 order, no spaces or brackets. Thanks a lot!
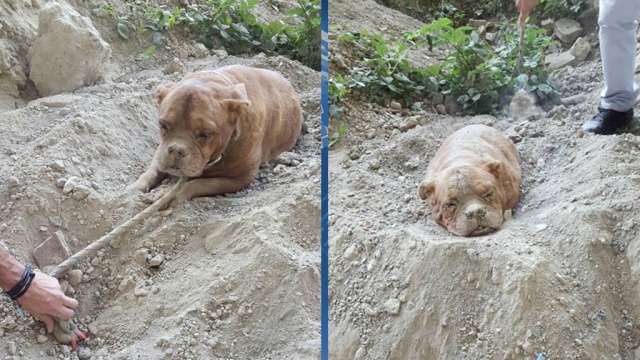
130,65,303,208
418,124,522,236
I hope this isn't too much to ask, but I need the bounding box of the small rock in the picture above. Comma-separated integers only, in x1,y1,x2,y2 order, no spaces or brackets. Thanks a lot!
134,287,149,297
77,347,92,360
36,334,48,343
193,43,209,58
68,269,83,287
163,59,185,75
72,185,91,200
435,104,447,114
534,224,548,233
545,51,577,70
399,116,420,131
390,101,402,110
87,322,98,335
56,177,67,188
522,341,534,354
33,231,71,268
570,37,591,62
117,276,135,293
8,341,16,355
384,298,401,315
7,176,19,188
432,93,444,105
444,95,457,114
134,248,148,265
574,338,582,346
541,18,554,31
63,176,80,194
50,160,65,171
148,255,164,267
554,18,583,45
343,244,357,260
0,318,16,329
561,94,587,106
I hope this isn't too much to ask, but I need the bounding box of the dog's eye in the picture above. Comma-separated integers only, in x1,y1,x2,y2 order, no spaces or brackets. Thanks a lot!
197,132,212,141
444,202,457,213
483,189,496,202
159,122,169,132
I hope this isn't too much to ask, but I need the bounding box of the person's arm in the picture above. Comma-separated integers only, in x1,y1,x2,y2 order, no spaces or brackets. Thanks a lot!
0,244,27,292
0,244,78,333
515,0,539,26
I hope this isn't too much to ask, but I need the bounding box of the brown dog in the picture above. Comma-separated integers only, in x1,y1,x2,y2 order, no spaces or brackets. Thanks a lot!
418,124,521,236
130,65,303,207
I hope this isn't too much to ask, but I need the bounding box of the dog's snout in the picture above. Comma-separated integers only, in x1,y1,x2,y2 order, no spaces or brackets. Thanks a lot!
465,204,486,219
168,143,187,158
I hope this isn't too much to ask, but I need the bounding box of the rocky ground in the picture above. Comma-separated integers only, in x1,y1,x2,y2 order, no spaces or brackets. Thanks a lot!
0,0,320,359
328,1,640,359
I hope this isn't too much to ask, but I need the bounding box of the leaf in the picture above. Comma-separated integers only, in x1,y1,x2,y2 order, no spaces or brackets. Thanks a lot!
152,31,165,45
219,30,229,39
117,22,130,40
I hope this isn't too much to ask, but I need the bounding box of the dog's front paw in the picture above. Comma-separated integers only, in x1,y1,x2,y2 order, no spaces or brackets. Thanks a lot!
128,178,152,193
153,187,189,210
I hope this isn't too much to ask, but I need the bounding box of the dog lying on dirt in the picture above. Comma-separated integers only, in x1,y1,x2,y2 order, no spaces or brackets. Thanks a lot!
418,124,522,236
130,65,303,208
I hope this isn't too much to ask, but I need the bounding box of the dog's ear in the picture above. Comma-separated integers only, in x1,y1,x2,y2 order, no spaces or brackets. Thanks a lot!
156,82,177,106
482,160,502,179
219,83,251,113
418,179,435,201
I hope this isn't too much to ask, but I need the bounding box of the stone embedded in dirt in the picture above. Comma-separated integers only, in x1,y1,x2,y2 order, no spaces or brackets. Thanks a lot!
545,51,577,70
444,95,457,114
33,231,71,268
134,248,149,264
149,255,164,267
384,298,401,315
570,37,591,62
77,347,92,360
432,93,444,105
68,269,83,287
541,18,555,31
561,94,587,106
50,160,65,172
56,178,67,189
27,1,111,97
390,101,402,110
163,59,185,75
435,104,446,115
399,116,420,132
118,276,135,293
72,185,91,200
273,152,302,166
8,341,16,355
193,43,209,59
343,244,358,260
63,176,79,194
36,334,48,343
7,176,19,188
554,18,583,45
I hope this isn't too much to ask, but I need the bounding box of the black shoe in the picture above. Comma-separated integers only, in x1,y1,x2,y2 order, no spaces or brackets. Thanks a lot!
582,107,634,135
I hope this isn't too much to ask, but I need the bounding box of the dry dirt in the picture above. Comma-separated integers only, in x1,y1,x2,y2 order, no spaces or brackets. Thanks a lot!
0,0,320,359
329,1,640,359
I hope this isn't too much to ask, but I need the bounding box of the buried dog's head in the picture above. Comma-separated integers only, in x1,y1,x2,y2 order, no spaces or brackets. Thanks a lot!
418,161,508,237
154,79,250,177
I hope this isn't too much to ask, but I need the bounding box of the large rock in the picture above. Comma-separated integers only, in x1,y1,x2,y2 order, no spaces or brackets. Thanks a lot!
570,37,591,62
27,2,110,97
554,18,583,45
33,231,71,270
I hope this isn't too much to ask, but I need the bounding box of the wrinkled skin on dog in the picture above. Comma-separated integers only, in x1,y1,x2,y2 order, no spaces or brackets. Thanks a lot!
130,65,303,208
418,124,522,236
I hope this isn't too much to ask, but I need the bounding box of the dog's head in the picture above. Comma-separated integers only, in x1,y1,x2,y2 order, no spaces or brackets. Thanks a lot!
154,79,250,177
418,161,507,236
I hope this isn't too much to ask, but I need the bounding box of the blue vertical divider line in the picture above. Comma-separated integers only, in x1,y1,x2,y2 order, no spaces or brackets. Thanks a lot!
320,0,329,358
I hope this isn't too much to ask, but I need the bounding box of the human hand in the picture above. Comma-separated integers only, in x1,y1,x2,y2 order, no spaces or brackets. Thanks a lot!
16,270,78,333
514,0,538,26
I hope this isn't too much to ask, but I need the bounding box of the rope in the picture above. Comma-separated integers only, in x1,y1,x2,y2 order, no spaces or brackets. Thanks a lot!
48,177,188,279
47,177,188,344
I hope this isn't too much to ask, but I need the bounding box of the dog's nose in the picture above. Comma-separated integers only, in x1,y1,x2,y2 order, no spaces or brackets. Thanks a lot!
465,204,486,219
168,143,187,158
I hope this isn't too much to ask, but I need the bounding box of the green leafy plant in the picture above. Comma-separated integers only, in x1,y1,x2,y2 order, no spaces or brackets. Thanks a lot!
329,17,559,117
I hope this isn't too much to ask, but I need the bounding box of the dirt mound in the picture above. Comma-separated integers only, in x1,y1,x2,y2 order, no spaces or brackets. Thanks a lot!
0,1,320,359
329,1,640,359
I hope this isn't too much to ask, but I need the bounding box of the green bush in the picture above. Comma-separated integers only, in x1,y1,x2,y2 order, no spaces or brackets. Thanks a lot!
86,0,320,70
329,17,560,118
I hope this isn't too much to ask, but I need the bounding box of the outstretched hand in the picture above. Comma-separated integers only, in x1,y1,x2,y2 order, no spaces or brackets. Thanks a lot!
17,270,78,333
